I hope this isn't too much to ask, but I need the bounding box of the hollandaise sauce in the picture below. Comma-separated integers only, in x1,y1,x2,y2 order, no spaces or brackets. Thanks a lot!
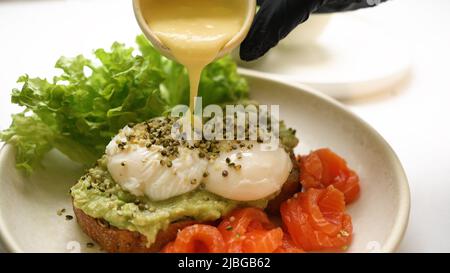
141,0,248,112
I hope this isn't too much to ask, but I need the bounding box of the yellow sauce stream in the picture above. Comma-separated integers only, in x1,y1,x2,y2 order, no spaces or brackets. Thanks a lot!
141,0,247,112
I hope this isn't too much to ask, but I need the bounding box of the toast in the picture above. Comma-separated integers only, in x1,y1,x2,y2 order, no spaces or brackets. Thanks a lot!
73,153,300,252
74,205,196,253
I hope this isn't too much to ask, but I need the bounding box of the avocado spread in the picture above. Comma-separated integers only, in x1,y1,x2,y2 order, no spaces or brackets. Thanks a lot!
71,157,268,245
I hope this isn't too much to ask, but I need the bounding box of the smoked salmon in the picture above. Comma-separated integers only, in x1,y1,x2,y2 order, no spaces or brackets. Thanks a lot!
162,224,226,253
299,148,361,203
280,186,353,251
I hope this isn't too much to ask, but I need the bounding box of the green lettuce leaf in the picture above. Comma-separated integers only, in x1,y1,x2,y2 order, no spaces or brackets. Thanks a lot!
0,35,249,174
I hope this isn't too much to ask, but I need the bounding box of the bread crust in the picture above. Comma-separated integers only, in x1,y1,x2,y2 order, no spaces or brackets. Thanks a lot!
73,205,195,253
73,153,300,252
266,152,301,214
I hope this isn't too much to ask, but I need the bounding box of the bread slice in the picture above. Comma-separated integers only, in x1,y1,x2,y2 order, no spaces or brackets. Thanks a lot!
74,205,196,253
73,154,300,253
265,153,301,214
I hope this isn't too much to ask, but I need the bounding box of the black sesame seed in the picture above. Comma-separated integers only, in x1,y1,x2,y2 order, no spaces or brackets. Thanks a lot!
222,170,229,177
65,215,73,221
57,208,66,216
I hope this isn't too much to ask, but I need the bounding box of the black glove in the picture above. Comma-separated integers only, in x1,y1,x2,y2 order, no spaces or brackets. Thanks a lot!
240,0,388,61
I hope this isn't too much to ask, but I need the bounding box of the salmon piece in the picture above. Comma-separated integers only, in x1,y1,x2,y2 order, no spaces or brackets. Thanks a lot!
298,153,322,188
280,196,315,250
333,171,360,204
299,148,361,204
218,207,272,244
330,214,353,250
319,185,346,213
218,207,283,253
275,233,305,253
161,242,176,253
315,149,348,185
241,228,284,253
162,224,226,253
300,188,343,236
280,186,353,251
226,237,245,253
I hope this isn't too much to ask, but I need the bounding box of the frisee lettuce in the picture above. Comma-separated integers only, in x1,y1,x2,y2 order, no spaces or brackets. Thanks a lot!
0,35,249,174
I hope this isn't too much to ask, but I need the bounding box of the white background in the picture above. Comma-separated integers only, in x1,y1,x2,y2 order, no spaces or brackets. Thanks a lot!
0,0,449,252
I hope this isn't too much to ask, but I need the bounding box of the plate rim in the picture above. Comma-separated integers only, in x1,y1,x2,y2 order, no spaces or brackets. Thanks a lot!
0,71,410,253
0,144,24,253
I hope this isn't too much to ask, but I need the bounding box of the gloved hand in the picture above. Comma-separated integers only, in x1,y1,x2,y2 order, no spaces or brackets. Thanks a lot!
240,0,388,61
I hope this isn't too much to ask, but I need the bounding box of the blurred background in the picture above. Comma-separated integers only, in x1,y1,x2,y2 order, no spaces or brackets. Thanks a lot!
0,0,449,252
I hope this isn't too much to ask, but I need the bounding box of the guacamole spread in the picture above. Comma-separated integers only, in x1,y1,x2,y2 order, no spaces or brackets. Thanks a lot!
71,157,268,245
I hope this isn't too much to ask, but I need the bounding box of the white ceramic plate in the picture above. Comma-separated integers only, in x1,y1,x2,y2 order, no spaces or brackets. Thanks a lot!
0,72,410,253
235,14,411,99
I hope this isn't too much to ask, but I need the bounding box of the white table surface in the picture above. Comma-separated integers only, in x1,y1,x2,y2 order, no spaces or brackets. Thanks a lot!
0,0,449,253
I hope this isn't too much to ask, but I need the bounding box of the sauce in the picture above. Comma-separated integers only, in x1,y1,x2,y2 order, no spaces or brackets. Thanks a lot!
141,0,248,112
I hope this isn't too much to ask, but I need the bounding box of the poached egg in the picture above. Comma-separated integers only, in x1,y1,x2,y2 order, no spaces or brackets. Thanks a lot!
204,142,292,201
106,126,208,201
